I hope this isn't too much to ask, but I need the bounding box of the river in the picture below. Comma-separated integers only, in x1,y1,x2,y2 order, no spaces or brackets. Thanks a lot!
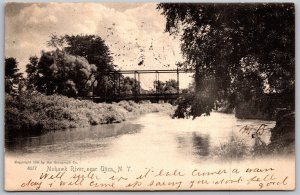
5,112,296,190
6,112,276,163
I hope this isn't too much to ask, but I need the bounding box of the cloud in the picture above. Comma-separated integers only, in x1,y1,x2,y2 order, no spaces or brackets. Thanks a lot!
5,2,192,88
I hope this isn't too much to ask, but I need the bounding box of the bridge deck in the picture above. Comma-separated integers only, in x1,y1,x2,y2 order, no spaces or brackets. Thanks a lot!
84,93,188,102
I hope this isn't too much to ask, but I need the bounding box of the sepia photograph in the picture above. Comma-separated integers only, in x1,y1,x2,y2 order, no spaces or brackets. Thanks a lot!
4,2,295,191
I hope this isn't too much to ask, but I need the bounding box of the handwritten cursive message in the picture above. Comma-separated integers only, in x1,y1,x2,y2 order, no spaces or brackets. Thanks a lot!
11,159,293,191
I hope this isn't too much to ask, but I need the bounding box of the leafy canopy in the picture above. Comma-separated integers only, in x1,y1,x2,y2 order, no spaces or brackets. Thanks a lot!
5,57,23,94
27,50,97,97
27,34,141,98
158,3,295,118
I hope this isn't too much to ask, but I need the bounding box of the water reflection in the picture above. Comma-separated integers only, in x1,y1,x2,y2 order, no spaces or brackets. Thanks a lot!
5,122,142,157
192,133,210,156
176,132,210,158
5,112,276,162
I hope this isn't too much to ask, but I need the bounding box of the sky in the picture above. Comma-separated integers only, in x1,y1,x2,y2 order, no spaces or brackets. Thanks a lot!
5,2,193,89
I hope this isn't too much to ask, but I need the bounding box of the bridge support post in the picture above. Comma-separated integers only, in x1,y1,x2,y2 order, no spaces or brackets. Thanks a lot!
91,80,94,101
177,68,180,95
113,72,116,98
155,71,158,94
118,73,121,96
155,71,160,94
134,71,137,101
137,72,140,94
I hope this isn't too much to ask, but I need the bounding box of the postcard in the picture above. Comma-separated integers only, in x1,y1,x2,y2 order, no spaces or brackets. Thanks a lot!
4,2,295,191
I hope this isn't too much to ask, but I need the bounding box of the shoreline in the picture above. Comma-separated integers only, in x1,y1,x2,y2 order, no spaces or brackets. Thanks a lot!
5,93,175,135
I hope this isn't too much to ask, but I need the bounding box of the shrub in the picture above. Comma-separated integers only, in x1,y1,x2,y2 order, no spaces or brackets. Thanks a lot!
5,92,174,134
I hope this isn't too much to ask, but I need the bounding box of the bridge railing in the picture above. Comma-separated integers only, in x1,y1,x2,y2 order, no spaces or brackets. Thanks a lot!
85,69,193,102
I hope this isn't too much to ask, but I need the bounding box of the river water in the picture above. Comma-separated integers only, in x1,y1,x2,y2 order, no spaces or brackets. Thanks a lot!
6,112,276,163
6,112,297,191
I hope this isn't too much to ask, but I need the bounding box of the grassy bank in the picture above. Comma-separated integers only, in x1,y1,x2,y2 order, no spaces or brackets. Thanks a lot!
5,93,174,134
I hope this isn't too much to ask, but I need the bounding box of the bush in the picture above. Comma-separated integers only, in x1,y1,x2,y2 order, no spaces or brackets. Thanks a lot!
5,92,174,134
268,111,295,154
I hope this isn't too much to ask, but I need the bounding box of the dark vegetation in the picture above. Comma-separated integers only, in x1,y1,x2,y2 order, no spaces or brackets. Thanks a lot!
5,57,24,95
158,3,295,151
5,92,174,136
269,109,295,154
158,3,294,119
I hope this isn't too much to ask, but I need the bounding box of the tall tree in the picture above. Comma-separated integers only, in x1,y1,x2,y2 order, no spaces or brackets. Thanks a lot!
5,57,21,79
47,34,116,97
27,50,97,97
26,56,39,90
5,57,22,94
158,3,295,118
64,35,114,71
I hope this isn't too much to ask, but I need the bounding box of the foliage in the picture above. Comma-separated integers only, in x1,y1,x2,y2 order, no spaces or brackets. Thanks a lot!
5,57,23,94
26,50,97,97
26,56,39,90
41,34,140,98
153,79,178,93
5,92,174,134
63,35,114,71
46,33,67,51
158,3,295,118
119,76,141,95
47,34,117,97
268,110,295,154
5,57,21,78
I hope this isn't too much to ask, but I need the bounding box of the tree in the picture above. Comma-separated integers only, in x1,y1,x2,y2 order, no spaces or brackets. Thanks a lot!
5,57,22,94
64,35,114,71
153,79,178,93
47,34,116,97
5,58,21,79
153,80,165,93
28,50,97,97
47,33,67,51
158,3,295,118
120,76,141,95
165,79,178,93
26,56,39,90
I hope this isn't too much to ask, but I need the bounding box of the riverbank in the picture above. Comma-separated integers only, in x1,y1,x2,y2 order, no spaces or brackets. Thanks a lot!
268,110,295,154
5,93,174,135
